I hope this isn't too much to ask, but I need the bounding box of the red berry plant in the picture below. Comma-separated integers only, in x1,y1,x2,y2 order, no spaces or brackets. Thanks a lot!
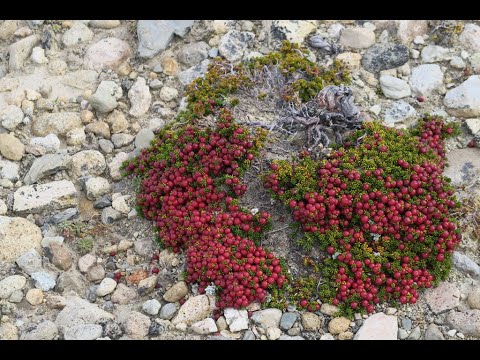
264,117,461,315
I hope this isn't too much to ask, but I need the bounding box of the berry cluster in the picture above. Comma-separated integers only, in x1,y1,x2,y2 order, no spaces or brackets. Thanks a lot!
264,118,460,314
124,110,284,309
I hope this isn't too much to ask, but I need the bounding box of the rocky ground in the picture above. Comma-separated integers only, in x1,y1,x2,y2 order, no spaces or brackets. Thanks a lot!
1,19,480,340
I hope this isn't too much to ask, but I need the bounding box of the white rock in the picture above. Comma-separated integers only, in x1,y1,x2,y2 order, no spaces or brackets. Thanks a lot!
466,119,480,135
409,64,444,97
369,104,381,115
78,254,96,273
124,311,151,339
191,318,218,335
396,20,428,45
13,180,77,213
31,272,56,291
142,299,162,316
171,295,211,326
159,86,178,102
64,324,103,340
266,327,282,340
85,38,131,71
55,296,115,329
444,75,480,117
62,22,93,47
85,177,111,201
339,27,375,49
354,313,398,340
320,333,335,340
380,75,411,99
128,77,151,117
108,152,129,181
0,275,27,299
15,249,43,275
421,45,452,63
112,195,131,214
70,150,106,177
384,101,416,125
31,46,48,64
0,158,20,182
460,23,480,52
250,308,282,329
96,278,117,297
0,199,6,215
450,56,466,69
224,308,249,332
1,105,24,131
30,134,61,153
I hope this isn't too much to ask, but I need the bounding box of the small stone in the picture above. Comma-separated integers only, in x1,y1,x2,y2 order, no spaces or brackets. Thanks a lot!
353,313,398,340
105,110,129,134
86,264,105,282
62,22,93,47
266,327,281,340
134,128,155,150
20,320,58,340
31,272,56,291
171,295,211,326
48,243,73,271
191,318,218,335
447,329,457,337
459,23,480,52
26,288,43,305
129,77,151,117
159,86,179,102
64,324,103,340
224,308,249,332
218,30,255,62
216,316,228,332
384,101,416,125
177,59,210,86
0,20,17,41
280,312,298,331
452,251,480,279
98,139,114,154
0,133,25,161
137,275,157,296
85,38,132,71
9,35,40,71
1,105,23,131
424,282,460,314
162,57,179,76
301,312,321,331
89,81,122,114
338,331,354,340
16,249,43,275
396,20,428,45
407,326,421,340
251,308,282,330
85,177,111,201
446,310,480,337
243,329,256,340
9,290,23,303
340,27,375,49
328,317,350,335
108,152,129,181
55,271,86,295
77,254,96,273
379,75,411,99
402,317,413,331
0,158,20,182
163,281,188,303
320,333,335,340
111,283,137,305
336,52,362,69
320,303,340,316
0,275,27,299
33,112,82,138
444,75,480,117
271,20,317,44
425,323,445,340
142,299,161,316
0,216,42,262
111,195,131,214
0,323,18,340
96,278,117,297
159,303,178,320
398,328,409,340
30,134,60,154
178,42,209,67
124,311,151,339
467,288,480,310
409,64,444,97
24,152,71,185
85,121,111,139
421,45,452,63
66,128,87,146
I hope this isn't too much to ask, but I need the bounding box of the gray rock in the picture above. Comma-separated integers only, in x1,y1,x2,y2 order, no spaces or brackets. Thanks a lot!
16,249,43,275
459,23,480,52
0,216,43,262
452,251,480,280
86,263,105,282
89,81,122,114
362,43,410,73
398,328,409,339
135,129,155,150
32,112,82,138
279,335,305,340
178,41,209,67
421,45,452,63
24,153,71,185
46,208,78,225
218,30,255,62
280,312,298,331
84,38,132,71
424,282,460,314
251,308,282,329
425,323,445,340
380,75,411,99
128,77,151,117
137,20,194,58
9,34,40,71
101,206,122,225
444,149,480,187
94,197,112,209
446,310,480,337
30,134,61,154
402,317,412,331
177,59,210,86
9,290,23,303
20,320,58,340
142,299,161,315
62,22,93,47
354,313,398,340
55,270,86,295
98,139,114,154
55,296,115,330
0,275,26,299
159,303,178,320
137,275,157,296
111,133,135,148
96,278,117,297
0,105,24,131
340,28,375,49
31,272,56,291
407,326,421,340
64,324,103,340
13,180,77,213
384,101,416,125
409,64,444,97
444,76,480,117
0,158,20,181
85,177,111,201
243,329,255,340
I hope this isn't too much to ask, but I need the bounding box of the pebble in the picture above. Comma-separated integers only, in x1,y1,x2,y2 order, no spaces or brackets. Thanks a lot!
125,311,151,339
0,133,25,161
280,312,298,331
142,299,161,316
84,38,131,71
191,318,218,335
459,23,480,52
159,303,178,320
444,75,480,117
320,333,335,340
86,264,106,282
0,275,27,299
20,320,58,340
425,323,445,340
137,275,158,296
89,81,122,114
171,295,211,326
339,27,375,49
129,77,152,117
446,310,480,337
301,312,321,331
31,272,56,291
16,249,43,275
96,278,117,297
398,328,409,340
251,308,282,330
384,101,416,125
407,326,421,340
26,288,43,305
48,243,73,271
409,64,444,97
177,41,209,67
163,281,188,303
111,283,137,305
266,327,281,340
361,43,409,73
0,323,18,340
379,75,411,99
328,317,350,335
62,22,93,47
224,308,249,332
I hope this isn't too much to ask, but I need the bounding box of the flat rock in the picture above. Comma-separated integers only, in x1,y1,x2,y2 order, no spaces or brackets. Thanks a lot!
421,45,452,63
171,295,211,326
424,282,460,314
128,77,151,117
192,318,218,335
137,20,194,59
163,281,188,303
340,27,375,49
9,34,40,71
31,272,56,291
13,180,77,213
452,251,480,280
446,310,480,338
32,112,82,138
251,308,282,329
64,324,103,340
0,275,26,299
0,133,25,161
409,64,444,97
62,22,93,47
280,312,298,331
24,153,71,185
55,296,115,330
70,150,106,177
354,313,398,340
85,38,131,71
0,216,42,262
224,308,249,332
424,323,445,340
380,75,411,99
361,43,410,73
20,320,58,340
444,148,480,186
16,249,43,275
444,75,480,117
